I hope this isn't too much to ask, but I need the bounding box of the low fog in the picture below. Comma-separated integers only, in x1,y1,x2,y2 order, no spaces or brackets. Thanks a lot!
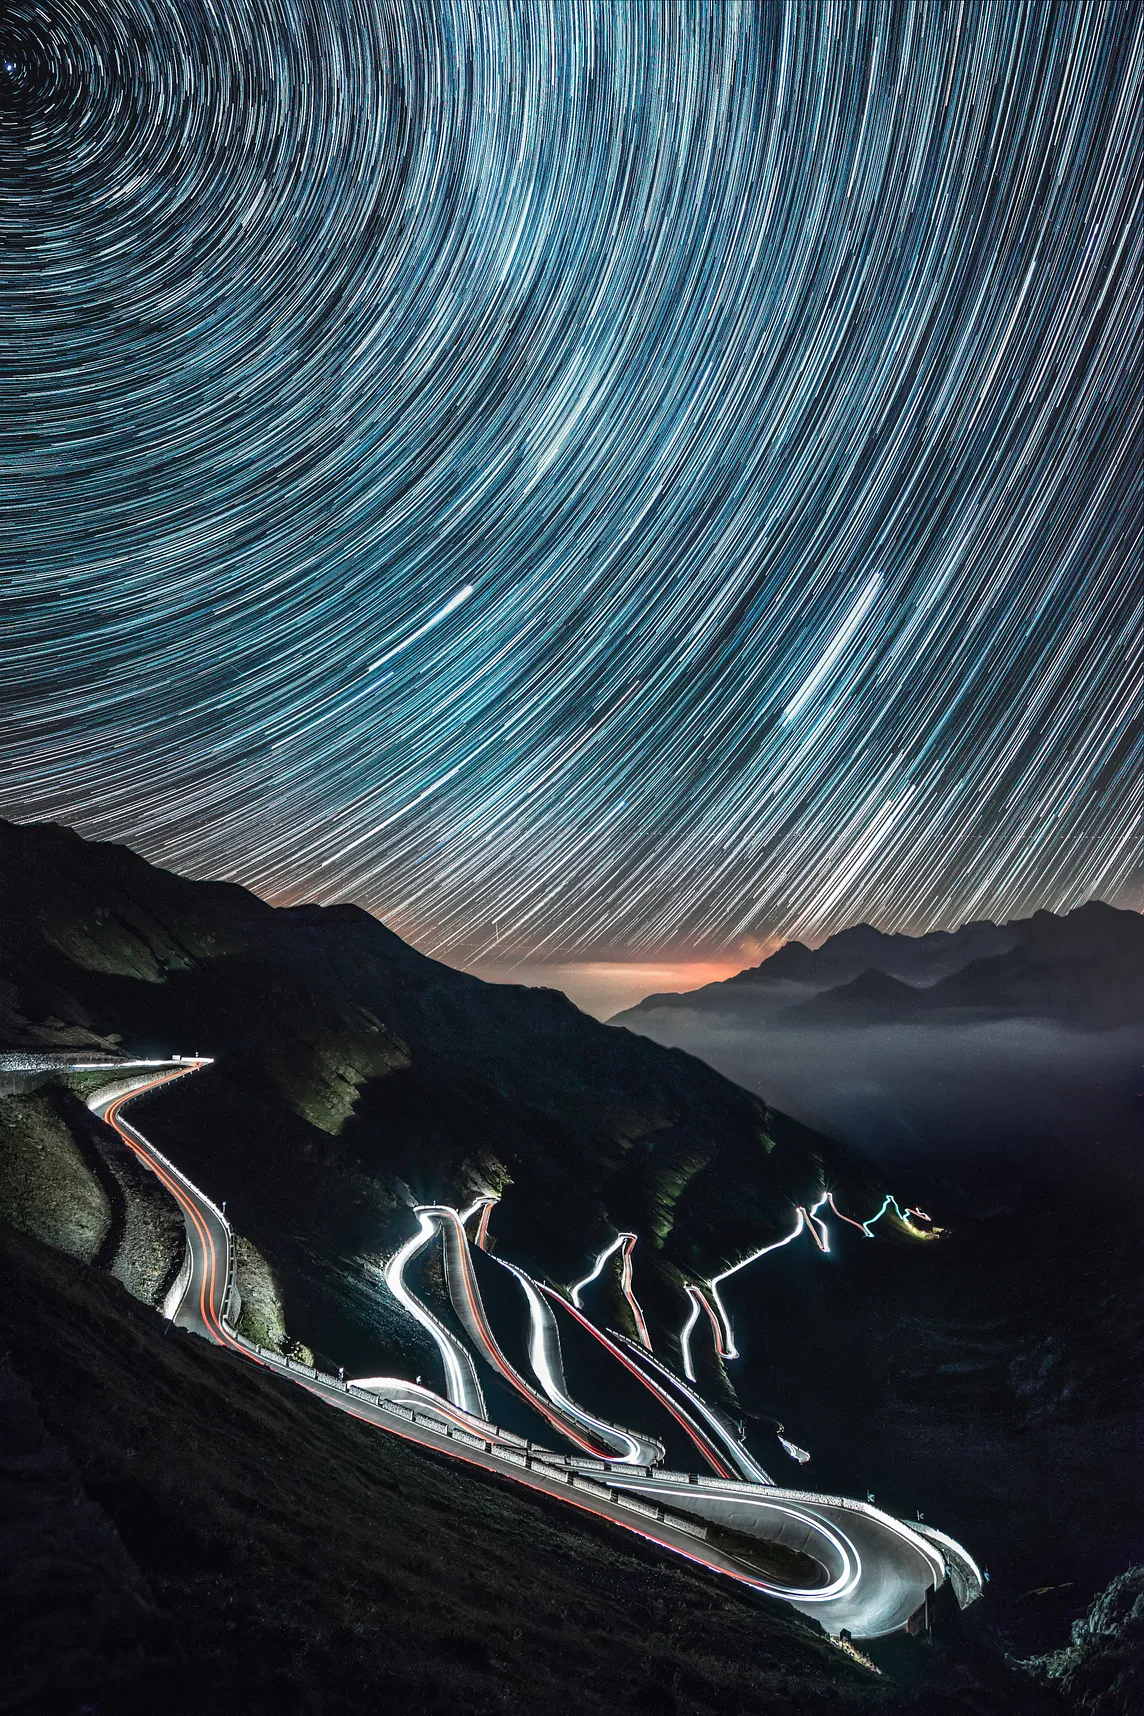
612,1012,1144,1212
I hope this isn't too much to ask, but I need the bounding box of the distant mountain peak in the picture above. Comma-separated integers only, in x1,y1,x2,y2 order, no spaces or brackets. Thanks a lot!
777,966,924,1026
732,940,816,981
611,900,1141,1026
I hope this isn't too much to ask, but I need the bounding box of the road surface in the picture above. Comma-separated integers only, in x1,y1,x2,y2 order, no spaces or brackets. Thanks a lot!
84,1060,982,1639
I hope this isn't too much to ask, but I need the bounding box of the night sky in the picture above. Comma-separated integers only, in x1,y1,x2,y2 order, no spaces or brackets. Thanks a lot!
2,2,1139,986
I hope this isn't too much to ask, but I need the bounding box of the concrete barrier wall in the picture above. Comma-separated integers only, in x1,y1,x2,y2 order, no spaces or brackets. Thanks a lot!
161,1239,193,1320
912,1520,984,1605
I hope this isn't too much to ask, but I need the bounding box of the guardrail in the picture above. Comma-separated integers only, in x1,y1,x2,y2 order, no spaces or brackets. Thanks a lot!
911,1521,984,1606
1,1054,186,1073
222,1332,712,1541
614,1471,971,1602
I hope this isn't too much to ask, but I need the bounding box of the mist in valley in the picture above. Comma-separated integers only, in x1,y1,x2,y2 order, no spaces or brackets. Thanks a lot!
611,1013,1144,1214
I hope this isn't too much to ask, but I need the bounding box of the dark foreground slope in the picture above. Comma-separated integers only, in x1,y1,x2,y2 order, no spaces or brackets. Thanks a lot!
0,1221,1059,1716
0,818,894,1386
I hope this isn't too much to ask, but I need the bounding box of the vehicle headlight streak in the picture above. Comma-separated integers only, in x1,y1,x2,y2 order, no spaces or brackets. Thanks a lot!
678,1289,702,1380
82,1056,981,1635
473,1198,496,1249
570,1229,652,1348
618,1234,652,1349
705,1208,810,1365
497,1259,652,1465
611,1332,774,1487
381,1212,488,1420
605,1483,862,1605
460,1191,498,1249
345,1375,514,1441
569,1233,629,1306
682,1191,930,1375
388,1188,929,1478
549,1289,742,1480
421,1204,642,1460
680,1282,731,1383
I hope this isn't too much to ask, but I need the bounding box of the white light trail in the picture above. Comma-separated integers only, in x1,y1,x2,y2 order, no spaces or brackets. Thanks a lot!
570,1230,651,1346
368,585,474,671
570,1233,627,1306
682,1190,932,1376
424,1205,650,1460
88,1049,982,1637
608,1484,861,1603
708,1209,808,1360
782,575,883,723
500,1261,648,1464
382,1212,487,1419
617,1335,775,1486
679,1287,703,1382
618,1234,652,1349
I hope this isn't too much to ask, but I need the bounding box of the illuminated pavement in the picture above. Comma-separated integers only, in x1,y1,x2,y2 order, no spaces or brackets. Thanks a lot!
84,1060,982,1640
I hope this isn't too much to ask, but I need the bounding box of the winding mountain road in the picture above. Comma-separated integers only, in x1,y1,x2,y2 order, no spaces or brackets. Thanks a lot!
82,1059,982,1640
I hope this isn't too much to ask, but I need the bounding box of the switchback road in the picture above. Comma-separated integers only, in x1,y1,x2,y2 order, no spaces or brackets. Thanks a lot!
85,1060,981,1640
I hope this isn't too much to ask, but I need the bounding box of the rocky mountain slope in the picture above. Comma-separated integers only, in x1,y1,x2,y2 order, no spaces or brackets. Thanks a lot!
0,817,895,1390
0,1078,185,1307
1022,1562,1144,1716
0,818,1131,1711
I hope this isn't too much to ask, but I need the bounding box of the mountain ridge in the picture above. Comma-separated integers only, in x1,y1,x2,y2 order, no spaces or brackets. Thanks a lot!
611,900,1142,1029
0,816,896,1392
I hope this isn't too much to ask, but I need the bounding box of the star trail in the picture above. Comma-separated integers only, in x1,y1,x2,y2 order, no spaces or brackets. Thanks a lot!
2,1,1139,966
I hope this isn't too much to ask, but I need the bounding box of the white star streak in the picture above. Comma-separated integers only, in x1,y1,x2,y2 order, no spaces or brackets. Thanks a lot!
1,2,1138,954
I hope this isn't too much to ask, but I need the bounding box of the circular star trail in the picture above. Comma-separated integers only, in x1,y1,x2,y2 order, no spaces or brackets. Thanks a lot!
1,1,1139,961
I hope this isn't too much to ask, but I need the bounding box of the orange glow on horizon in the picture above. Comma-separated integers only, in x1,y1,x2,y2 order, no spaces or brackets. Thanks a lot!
463,956,767,1019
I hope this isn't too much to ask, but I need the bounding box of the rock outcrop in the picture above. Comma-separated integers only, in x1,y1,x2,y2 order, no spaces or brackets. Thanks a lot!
0,1085,112,1265
1021,1564,1144,1716
234,1233,299,1356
